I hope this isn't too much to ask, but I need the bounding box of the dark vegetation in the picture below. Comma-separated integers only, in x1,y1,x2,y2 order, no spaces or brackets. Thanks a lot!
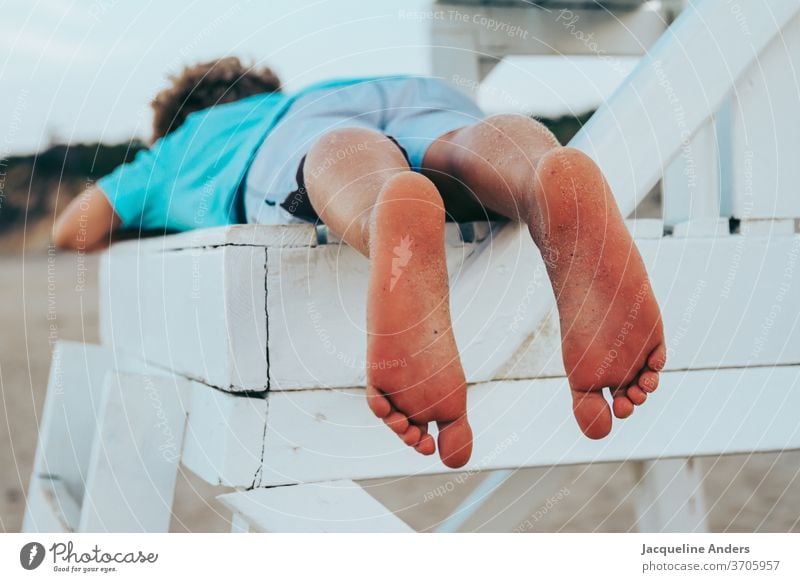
0,141,143,250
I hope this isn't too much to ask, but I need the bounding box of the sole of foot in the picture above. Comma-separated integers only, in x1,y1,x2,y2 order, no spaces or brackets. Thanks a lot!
365,171,473,468
529,147,666,439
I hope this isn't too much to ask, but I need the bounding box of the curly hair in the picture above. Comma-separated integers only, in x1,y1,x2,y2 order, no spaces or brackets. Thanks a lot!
150,57,281,142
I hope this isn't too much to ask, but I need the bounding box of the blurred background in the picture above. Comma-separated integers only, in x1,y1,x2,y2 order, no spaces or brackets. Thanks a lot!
1,0,798,532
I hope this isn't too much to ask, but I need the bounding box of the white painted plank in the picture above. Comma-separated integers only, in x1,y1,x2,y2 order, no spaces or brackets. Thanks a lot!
101,245,268,391
180,380,267,488
494,234,800,379
255,365,800,486
644,234,800,370
451,224,554,383
268,233,800,389
266,240,485,389
266,244,370,389
22,342,111,533
79,370,188,532
111,223,317,253
731,12,800,220
663,118,722,230
633,458,709,533
105,228,800,392
217,480,414,532
224,247,269,389
266,223,553,388
496,309,565,380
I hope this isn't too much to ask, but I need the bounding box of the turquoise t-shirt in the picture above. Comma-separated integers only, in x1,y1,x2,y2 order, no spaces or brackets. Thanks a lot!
98,77,400,231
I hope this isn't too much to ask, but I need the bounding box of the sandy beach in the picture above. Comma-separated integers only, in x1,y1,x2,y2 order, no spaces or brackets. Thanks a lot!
1,251,798,532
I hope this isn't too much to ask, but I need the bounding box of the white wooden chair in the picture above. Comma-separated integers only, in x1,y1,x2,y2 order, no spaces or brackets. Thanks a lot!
24,0,800,533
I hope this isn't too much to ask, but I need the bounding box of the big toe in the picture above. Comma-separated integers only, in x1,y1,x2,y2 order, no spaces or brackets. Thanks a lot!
436,415,473,468
571,389,612,439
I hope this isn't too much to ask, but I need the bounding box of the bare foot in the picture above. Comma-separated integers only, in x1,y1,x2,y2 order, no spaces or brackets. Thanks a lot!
365,172,473,468
528,148,666,439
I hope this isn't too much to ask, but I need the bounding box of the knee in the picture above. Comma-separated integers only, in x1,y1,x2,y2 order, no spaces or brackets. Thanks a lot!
465,115,561,195
481,113,560,148
483,112,538,131
451,113,560,190
534,147,596,183
530,147,606,219
308,127,383,156
305,127,406,183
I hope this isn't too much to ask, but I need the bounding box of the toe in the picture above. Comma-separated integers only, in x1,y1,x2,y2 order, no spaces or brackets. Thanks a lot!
639,370,659,393
366,385,392,418
436,415,473,468
383,411,409,434
628,385,647,405
401,424,422,446
611,388,634,419
571,389,612,439
415,433,436,455
647,344,667,372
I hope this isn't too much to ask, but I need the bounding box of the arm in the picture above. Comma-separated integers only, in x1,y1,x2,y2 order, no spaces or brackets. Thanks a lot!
52,186,121,252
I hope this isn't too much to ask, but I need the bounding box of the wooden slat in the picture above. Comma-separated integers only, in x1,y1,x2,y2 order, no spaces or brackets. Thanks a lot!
22,341,111,533
79,370,188,532
730,12,800,220
268,222,587,389
265,237,490,388
505,233,800,378
181,381,267,488
268,233,800,389
103,229,800,391
663,118,723,233
112,223,317,253
218,480,414,533
101,244,268,391
250,365,800,487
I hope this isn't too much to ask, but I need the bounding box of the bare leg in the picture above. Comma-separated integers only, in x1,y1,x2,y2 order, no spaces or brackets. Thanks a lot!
424,114,666,439
304,128,473,468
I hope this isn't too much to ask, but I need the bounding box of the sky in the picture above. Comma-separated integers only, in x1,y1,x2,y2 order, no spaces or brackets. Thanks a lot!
1,0,637,155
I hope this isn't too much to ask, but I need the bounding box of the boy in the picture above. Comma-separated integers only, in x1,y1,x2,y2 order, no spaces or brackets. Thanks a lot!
54,58,665,469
